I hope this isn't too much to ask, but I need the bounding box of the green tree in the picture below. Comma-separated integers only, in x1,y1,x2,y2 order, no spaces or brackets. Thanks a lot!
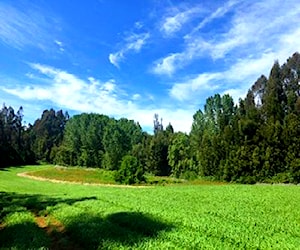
147,131,170,176
168,132,192,177
31,109,68,163
57,113,109,166
115,155,145,184
103,120,128,170
0,104,34,167
263,61,286,123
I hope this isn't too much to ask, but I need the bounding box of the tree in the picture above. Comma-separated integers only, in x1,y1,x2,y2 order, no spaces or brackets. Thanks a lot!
31,109,68,163
263,61,286,123
114,155,145,184
168,132,193,177
56,113,109,167
147,131,170,176
103,120,129,170
0,104,34,167
165,123,174,134
153,114,163,134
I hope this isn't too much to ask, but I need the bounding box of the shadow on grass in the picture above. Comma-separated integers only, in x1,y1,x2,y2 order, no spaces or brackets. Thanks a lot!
0,220,51,250
0,162,41,171
0,192,173,249
65,211,173,249
0,191,97,219
0,191,97,249
0,165,26,171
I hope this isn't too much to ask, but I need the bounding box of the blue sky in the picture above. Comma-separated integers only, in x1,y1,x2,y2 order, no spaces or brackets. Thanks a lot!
1,0,300,132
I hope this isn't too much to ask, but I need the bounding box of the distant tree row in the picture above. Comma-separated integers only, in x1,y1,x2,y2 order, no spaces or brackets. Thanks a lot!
2,52,300,183
0,105,32,167
189,52,300,183
0,107,68,168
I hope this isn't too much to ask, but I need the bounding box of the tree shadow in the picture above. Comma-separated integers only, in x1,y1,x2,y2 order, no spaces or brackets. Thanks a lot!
0,163,40,171
0,220,51,250
0,191,97,219
0,191,97,249
0,192,173,249
65,211,173,249
0,165,24,171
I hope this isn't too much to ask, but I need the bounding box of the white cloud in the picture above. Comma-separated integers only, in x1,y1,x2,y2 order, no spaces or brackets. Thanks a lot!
2,64,193,133
168,50,291,103
170,73,221,101
0,2,60,50
109,53,122,68
222,88,248,104
153,0,300,76
134,21,143,29
125,108,194,133
160,7,202,37
54,40,64,52
190,0,239,36
152,37,211,76
109,32,150,68
152,53,179,76
132,94,141,100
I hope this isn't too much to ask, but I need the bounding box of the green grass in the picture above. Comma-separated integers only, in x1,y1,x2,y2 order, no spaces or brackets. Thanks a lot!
27,165,117,185
22,165,224,186
1,165,300,249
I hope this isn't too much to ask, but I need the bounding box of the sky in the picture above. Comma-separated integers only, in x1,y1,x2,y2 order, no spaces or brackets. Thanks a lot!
1,0,300,133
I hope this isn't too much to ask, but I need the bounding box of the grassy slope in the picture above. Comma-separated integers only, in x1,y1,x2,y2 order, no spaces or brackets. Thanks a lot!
22,165,222,186
1,165,300,249
25,165,117,185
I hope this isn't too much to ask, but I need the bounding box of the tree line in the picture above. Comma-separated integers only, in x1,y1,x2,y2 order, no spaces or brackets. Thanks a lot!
1,52,300,183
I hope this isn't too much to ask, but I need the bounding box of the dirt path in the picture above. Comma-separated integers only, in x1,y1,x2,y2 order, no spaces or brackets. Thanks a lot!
17,172,150,188
34,213,82,250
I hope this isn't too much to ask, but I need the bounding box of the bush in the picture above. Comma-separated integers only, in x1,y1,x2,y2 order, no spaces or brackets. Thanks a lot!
179,171,198,180
114,155,145,185
236,176,257,184
290,159,300,184
265,172,293,184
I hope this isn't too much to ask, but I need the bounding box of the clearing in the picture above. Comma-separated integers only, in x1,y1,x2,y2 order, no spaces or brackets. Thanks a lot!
1,165,300,249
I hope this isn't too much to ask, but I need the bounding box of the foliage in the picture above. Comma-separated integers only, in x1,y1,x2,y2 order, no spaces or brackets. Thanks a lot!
189,52,300,183
0,105,34,167
115,155,145,184
168,132,194,177
147,131,171,176
30,109,69,163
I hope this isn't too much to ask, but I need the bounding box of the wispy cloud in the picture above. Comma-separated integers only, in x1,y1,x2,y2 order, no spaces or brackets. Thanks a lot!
2,64,192,132
152,37,210,76
54,40,65,52
0,2,61,50
189,0,239,35
153,0,300,76
169,42,300,104
170,73,221,101
109,32,150,68
160,6,203,37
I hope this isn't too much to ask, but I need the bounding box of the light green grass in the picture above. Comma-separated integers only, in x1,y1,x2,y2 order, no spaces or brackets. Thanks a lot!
27,165,117,184
1,165,300,249
22,165,224,186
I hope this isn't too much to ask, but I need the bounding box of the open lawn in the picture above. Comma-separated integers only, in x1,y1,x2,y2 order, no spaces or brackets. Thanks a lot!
1,165,300,249
19,165,222,186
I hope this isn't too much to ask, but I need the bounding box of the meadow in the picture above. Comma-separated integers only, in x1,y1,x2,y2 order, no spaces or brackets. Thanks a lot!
1,165,300,249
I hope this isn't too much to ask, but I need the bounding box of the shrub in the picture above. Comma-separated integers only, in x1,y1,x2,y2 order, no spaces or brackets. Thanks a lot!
179,171,198,180
236,176,257,184
114,155,145,185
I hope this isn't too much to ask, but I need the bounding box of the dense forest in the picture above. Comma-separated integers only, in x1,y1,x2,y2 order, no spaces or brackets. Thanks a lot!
1,52,300,184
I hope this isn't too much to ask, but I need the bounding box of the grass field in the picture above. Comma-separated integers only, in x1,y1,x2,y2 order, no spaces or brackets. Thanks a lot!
21,165,222,186
1,165,300,249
